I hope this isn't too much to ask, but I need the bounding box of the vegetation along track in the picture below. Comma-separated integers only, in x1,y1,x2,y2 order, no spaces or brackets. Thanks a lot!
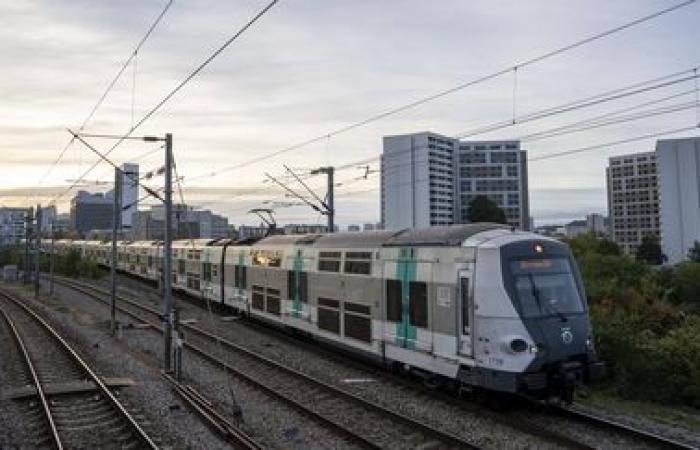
58,276,698,449
53,276,479,449
0,287,159,450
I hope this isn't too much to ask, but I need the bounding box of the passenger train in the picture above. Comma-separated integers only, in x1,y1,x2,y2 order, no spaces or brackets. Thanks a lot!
59,223,603,401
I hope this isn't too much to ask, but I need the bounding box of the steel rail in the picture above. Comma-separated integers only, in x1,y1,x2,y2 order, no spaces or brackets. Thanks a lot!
0,306,63,450
161,372,263,450
0,288,159,450
552,406,696,450
66,275,700,450
53,276,480,449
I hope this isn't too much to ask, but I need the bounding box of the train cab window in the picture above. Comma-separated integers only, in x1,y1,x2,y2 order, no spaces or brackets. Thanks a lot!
409,282,427,328
318,252,341,272
287,271,308,302
343,252,372,275
386,279,402,322
461,278,470,332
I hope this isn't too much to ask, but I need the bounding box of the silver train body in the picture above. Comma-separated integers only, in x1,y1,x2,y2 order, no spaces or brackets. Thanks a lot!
62,224,604,400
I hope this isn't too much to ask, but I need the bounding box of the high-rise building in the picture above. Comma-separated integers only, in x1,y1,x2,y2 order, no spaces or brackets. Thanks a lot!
132,203,229,240
455,140,529,229
606,151,659,256
381,132,455,229
0,207,28,246
70,191,114,234
380,132,529,230
656,137,700,264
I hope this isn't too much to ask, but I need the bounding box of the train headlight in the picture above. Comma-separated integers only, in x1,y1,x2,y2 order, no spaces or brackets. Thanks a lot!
509,338,528,353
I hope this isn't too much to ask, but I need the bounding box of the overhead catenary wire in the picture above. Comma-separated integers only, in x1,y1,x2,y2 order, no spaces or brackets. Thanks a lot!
33,0,174,204
184,0,697,182
50,0,280,205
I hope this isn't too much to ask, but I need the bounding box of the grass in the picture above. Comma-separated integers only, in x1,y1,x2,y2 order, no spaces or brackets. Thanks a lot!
579,388,700,433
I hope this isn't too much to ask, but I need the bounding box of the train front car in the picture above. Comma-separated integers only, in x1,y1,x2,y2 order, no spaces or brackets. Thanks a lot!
465,230,604,402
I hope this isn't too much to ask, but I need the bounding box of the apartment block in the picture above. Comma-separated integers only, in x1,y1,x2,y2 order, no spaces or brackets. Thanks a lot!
606,151,659,255
381,131,529,230
656,137,700,264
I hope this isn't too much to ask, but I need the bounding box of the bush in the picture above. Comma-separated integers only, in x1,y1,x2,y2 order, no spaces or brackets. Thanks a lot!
566,233,700,407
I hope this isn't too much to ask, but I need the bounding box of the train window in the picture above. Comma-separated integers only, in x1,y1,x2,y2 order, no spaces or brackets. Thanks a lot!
266,288,281,315
386,280,402,322
344,252,372,275
409,282,427,328
252,285,264,310
252,250,281,267
461,278,470,331
287,271,308,302
178,260,185,275
212,264,218,278
318,251,341,272
344,302,370,315
234,265,247,289
317,297,340,334
344,314,371,342
202,263,212,282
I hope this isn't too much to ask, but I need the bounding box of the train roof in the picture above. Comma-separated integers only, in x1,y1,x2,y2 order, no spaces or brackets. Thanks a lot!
251,223,510,249
383,223,509,247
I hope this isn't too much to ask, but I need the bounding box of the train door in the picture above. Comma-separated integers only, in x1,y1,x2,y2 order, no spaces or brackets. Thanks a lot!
382,248,432,352
458,267,474,357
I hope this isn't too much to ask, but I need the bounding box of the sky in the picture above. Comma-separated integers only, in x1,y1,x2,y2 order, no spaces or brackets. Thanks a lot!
1,0,699,227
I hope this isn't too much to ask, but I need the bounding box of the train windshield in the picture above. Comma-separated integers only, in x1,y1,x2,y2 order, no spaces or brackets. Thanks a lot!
509,258,584,318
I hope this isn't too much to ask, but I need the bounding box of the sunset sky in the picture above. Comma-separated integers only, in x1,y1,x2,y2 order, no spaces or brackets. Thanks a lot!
1,0,699,226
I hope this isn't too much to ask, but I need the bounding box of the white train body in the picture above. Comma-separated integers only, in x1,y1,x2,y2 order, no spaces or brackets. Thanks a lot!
65,224,603,399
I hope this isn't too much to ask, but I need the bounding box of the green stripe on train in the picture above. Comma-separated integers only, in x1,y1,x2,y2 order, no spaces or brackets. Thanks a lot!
396,247,417,349
292,249,303,316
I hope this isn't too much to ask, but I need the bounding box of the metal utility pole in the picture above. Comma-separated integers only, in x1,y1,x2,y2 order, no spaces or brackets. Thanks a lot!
163,133,174,373
310,166,335,232
111,167,122,336
23,208,32,284
49,220,55,296
34,204,42,299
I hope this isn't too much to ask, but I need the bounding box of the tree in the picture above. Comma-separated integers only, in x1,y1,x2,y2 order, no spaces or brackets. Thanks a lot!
688,241,700,262
636,234,666,266
467,195,507,224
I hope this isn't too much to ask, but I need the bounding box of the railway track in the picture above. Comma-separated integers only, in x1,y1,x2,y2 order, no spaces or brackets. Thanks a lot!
53,276,481,449
57,276,699,449
0,287,159,450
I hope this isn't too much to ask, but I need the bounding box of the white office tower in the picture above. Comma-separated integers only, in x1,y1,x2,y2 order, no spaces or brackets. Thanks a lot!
381,132,455,229
120,163,139,230
381,132,529,230
606,152,659,256
656,137,700,264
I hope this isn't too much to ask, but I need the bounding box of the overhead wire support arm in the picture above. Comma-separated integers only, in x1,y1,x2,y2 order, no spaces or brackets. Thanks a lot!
283,164,329,210
264,172,323,213
67,129,166,203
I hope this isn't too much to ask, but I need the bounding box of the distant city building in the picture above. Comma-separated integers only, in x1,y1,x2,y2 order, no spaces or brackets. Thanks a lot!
70,190,114,234
586,213,608,236
0,207,28,245
534,224,565,238
564,219,588,237
52,213,71,234
657,137,700,264
132,203,229,240
347,224,361,232
362,223,376,231
236,225,270,239
39,205,56,233
381,132,529,230
606,151,659,256
283,224,329,234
